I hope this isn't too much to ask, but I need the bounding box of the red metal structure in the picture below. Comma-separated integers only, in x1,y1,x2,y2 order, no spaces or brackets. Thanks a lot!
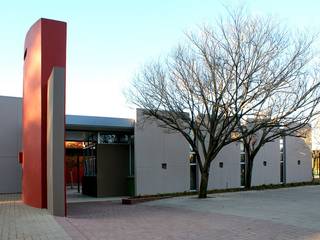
22,19,66,208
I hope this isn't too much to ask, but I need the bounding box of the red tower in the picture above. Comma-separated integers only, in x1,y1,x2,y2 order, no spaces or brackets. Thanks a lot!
22,19,66,208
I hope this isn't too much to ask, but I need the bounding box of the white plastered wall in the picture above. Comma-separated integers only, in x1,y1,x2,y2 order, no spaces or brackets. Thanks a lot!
134,109,189,195
206,136,312,190
285,136,312,183
251,140,281,186
207,142,241,189
0,96,22,193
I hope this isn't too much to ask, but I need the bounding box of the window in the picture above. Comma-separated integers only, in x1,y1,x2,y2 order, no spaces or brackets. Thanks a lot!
240,142,246,187
280,162,284,182
280,137,285,183
99,133,130,144
240,164,246,187
83,143,97,177
313,151,320,178
190,152,197,191
280,137,284,152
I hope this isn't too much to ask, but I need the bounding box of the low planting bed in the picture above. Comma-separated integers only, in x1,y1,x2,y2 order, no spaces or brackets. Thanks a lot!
122,180,320,204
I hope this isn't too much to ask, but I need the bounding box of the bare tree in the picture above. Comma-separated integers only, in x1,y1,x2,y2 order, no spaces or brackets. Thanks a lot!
126,8,320,198
239,122,316,189
237,46,320,188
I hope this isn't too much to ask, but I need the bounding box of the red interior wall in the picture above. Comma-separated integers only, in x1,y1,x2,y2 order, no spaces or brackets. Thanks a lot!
66,166,84,185
22,18,66,208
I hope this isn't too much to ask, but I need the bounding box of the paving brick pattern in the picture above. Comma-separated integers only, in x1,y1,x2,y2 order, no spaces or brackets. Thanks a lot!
57,200,320,240
0,194,71,240
2,187,320,239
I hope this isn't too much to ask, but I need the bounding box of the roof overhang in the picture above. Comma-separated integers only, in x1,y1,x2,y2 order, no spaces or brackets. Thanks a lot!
65,115,135,133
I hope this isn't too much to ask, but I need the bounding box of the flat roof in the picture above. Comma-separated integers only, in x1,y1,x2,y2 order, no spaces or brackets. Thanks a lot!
66,115,135,132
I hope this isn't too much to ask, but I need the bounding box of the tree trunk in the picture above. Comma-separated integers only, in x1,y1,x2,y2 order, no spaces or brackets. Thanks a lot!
245,157,254,189
199,171,209,198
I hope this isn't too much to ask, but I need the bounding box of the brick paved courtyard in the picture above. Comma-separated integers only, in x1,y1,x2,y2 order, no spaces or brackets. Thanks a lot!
1,186,320,239
0,194,71,240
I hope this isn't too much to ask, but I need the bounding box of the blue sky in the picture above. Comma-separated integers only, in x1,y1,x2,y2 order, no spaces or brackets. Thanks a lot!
0,0,319,118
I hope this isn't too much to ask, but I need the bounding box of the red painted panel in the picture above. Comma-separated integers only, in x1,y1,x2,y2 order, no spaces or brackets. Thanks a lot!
22,19,66,208
66,166,84,185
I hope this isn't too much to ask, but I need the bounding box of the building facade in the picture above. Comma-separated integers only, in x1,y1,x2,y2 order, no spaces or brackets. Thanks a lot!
0,18,313,216
0,95,312,198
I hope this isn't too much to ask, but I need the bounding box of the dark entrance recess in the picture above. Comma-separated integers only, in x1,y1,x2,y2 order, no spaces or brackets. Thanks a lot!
66,130,135,198
65,115,135,198
82,133,134,197
65,142,84,193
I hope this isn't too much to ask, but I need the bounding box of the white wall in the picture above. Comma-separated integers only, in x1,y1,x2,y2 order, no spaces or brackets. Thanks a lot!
205,136,312,190
251,140,281,186
134,109,189,195
285,136,312,183
206,140,281,190
0,96,22,193
133,112,312,194
207,143,241,189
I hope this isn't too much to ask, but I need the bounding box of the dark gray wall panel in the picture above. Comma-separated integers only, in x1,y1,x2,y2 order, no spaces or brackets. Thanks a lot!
97,144,129,197
0,96,22,193
47,67,65,216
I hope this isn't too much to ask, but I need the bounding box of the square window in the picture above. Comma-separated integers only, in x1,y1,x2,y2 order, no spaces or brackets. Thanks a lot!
162,163,167,169
219,162,223,168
